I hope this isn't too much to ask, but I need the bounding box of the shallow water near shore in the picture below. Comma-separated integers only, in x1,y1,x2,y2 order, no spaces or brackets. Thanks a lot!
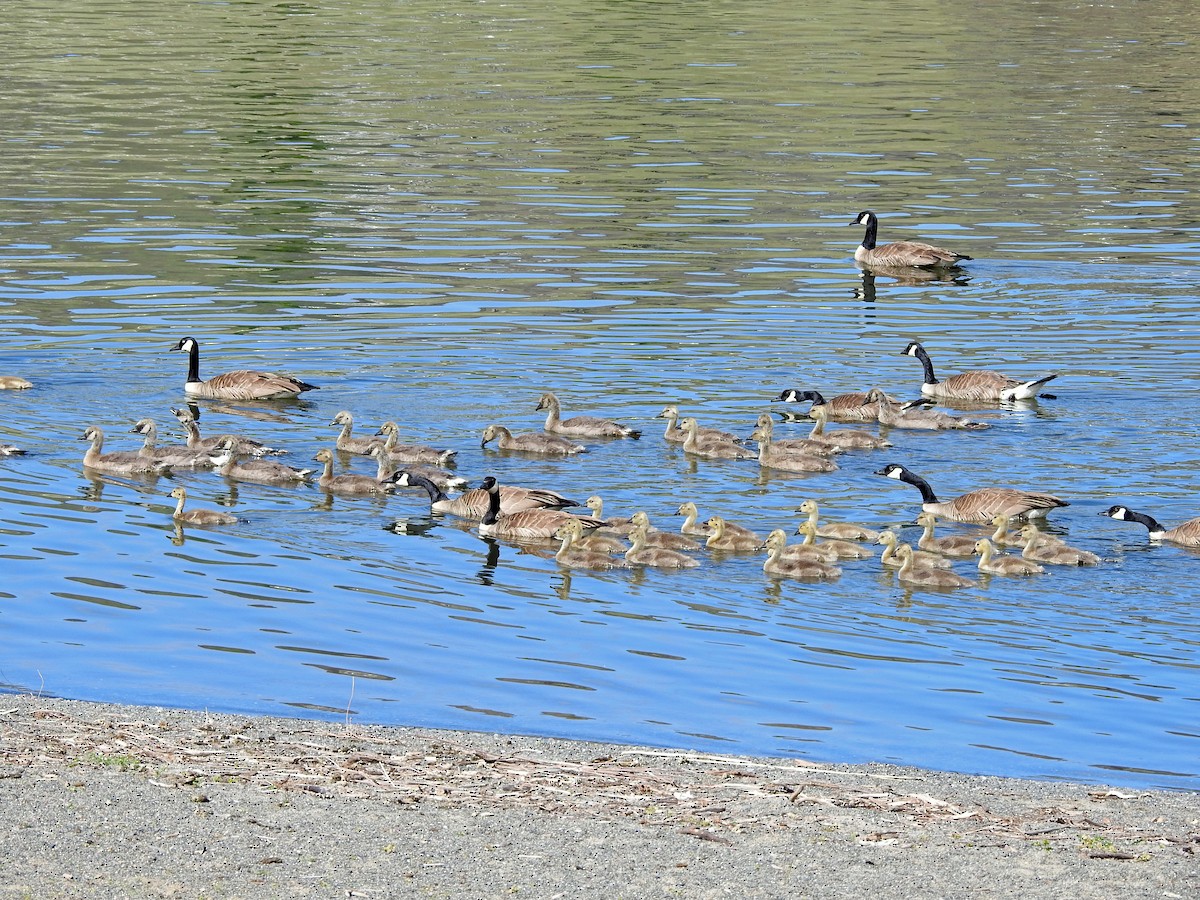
2,1,1200,790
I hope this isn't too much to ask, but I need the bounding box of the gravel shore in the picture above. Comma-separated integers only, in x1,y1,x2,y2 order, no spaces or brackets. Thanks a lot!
2,694,1197,899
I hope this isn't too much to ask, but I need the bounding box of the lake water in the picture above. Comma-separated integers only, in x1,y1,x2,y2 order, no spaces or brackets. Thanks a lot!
2,0,1199,790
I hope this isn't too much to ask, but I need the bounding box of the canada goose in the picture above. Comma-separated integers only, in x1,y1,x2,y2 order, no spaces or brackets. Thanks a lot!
796,498,879,542
895,544,977,589
169,486,239,526
793,520,874,559
80,426,169,476
679,417,756,460
626,522,699,568
169,407,284,457
1099,505,1200,547
867,391,990,431
536,392,640,439
481,424,586,456
478,476,604,541
875,464,1069,523
759,529,841,580
773,389,883,422
875,530,952,569
330,411,383,455
375,421,457,466
749,424,838,473
675,501,757,539
1019,525,1099,566
314,447,391,495
0,375,32,390
554,519,630,570
759,527,840,564
169,336,318,400
990,514,1059,549
705,516,762,552
751,414,840,457
851,210,971,269
368,444,465,492
211,438,312,484
130,419,214,468
915,511,978,558
657,406,741,445
584,495,634,530
391,470,575,518
902,341,1056,402
628,511,702,551
807,404,891,450
975,538,1046,576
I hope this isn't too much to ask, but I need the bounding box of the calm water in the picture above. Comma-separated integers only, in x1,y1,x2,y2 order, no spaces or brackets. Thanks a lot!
2,0,1199,789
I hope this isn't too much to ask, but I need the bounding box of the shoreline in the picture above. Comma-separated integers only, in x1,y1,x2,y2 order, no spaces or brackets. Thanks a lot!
2,693,1197,898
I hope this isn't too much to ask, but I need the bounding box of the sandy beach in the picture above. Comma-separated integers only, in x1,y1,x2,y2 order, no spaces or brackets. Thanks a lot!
1,694,1196,899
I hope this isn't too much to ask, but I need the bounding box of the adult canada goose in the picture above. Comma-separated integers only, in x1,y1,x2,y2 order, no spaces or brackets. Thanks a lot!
169,486,239,526
759,529,842,580
368,445,465,492
875,530,952,569
867,391,990,431
315,448,391,495
1019,525,1099,566
628,511,702,551
80,426,169,476
481,424,586,456
875,463,1069,523
211,438,312,484
170,406,284,457
796,498,879,542
657,406,741,445
375,421,457,467
679,417,756,460
329,411,382,456
169,336,318,400
626,522,699,568
390,470,575,518
0,375,32,389
902,341,1057,403
536,392,640,439
130,419,214,468
1099,505,1200,547
850,210,971,269
675,501,757,540
478,476,604,541
975,538,1046,576
773,389,883,422
749,423,838,473
807,404,891,451
915,511,978,558
895,544,977,589
554,519,630,570
750,414,840,457
705,516,762,552
794,520,874,560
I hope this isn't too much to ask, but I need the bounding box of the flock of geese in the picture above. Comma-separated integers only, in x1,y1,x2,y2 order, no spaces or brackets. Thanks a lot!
2,212,1197,589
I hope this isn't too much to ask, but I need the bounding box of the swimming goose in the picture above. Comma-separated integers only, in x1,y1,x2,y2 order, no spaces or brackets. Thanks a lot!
211,439,313,484
130,419,214,468
990,514,1059,549
749,423,838,473
975,538,1046,576
626,522,699,568
759,529,842,580
169,486,239,526
1,443,25,456
368,445,465,492
628,511,702,551
0,375,32,390
807,404,891,450
554,519,630,570
875,530,952,569
584,495,634,530
481,424,586,456
1019,525,1099,566
170,407,284,457
679,417,756,460
705,516,762,552
676,501,757,539
796,498,879,542
478,476,604,541
375,421,457,466
1099,506,1200,547
391,470,575,518
536,392,640,439
657,406,741,445
915,511,978,558
750,414,840,457
868,391,990,431
330,411,383,455
80,426,169,476
903,341,1056,403
794,520,874,559
315,447,391,495
773,389,883,422
876,463,1069,523
851,210,971,269
895,544,977,589
169,336,318,400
